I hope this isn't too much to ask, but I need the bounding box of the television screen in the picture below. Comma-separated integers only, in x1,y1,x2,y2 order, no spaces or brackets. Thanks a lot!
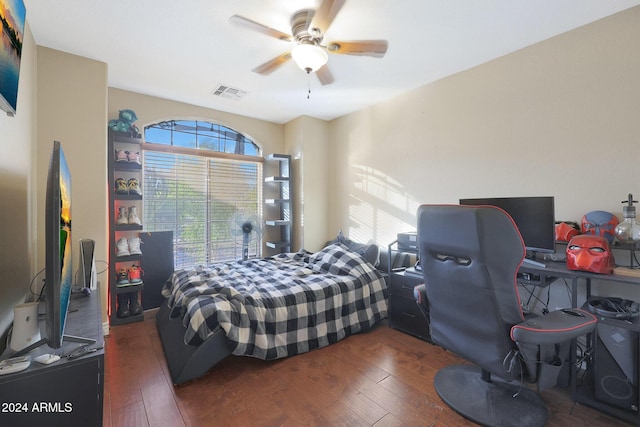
459,196,556,254
11,141,93,357
0,0,26,116
45,140,73,348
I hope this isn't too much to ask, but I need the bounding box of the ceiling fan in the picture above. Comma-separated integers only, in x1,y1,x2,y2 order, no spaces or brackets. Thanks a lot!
229,0,388,85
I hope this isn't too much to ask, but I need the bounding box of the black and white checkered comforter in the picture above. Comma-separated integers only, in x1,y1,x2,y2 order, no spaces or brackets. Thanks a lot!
161,243,388,359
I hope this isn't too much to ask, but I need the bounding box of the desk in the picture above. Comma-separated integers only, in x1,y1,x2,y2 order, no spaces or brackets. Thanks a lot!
518,261,640,424
0,290,104,427
518,260,640,308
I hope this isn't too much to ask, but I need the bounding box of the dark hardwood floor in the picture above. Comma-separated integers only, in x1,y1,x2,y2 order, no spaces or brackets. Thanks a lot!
103,310,630,426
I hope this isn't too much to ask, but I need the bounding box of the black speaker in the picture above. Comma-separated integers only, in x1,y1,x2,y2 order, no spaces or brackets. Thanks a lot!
593,321,639,412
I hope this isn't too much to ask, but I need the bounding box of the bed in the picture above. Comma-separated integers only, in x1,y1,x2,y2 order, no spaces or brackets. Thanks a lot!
156,242,388,384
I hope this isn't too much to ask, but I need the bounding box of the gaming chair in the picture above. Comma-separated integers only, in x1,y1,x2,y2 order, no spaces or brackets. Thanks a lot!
414,205,597,426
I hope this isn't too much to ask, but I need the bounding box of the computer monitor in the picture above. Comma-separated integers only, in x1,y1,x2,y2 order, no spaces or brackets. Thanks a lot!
459,196,556,256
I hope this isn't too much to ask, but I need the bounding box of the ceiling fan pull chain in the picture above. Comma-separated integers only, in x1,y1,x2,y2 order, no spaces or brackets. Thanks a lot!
307,69,311,99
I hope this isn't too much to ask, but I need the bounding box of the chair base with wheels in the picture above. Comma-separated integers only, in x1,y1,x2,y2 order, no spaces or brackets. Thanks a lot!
435,365,548,427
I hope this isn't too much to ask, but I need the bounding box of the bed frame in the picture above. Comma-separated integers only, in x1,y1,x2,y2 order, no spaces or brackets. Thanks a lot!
156,301,234,385
156,243,386,385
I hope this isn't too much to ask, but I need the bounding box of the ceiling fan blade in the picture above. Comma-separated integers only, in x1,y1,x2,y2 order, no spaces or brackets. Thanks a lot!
316,65,334,86
229,15,292,41
310,0,345,34
326,40,388,58
252,52,292,75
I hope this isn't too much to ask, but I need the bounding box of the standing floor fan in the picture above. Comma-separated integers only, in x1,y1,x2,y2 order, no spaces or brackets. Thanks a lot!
229,213,263,260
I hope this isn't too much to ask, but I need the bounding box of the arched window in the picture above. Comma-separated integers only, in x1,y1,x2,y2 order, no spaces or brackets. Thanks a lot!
145,120,260,154
143,120,262,267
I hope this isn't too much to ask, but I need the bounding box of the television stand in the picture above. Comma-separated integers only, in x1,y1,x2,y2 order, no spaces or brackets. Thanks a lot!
9,334,95,358
63,334,96,345
0,290,104,427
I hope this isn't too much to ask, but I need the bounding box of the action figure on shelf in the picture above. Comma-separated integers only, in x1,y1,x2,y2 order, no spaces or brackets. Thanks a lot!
108,109,140,137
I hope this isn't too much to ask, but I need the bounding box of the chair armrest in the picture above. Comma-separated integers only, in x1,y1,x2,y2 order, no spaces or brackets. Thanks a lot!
413,284,429,321
510,308,597,345
413,283,427,305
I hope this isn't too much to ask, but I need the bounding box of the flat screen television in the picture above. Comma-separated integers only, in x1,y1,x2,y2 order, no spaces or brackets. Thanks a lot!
459,196,556,257
0,0,26,116
12,141,93,356
45,140,73,348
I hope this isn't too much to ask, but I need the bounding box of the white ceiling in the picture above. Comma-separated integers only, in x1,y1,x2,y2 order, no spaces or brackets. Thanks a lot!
24,0,640,124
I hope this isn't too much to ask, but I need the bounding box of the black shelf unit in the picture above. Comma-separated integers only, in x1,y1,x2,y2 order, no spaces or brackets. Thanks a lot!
107,130,145,325
114,224,143,231
264,154,292,253
113,253,142,263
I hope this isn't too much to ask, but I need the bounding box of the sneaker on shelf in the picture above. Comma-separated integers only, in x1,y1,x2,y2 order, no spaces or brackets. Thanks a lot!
115,177,129,194
128,236,142,255
129,265,144,285
116,206,128,225
116,237,130,257
115,149,129,162
128,151,141,165
128,206,142,226
116,268,130,287
128,178,142,196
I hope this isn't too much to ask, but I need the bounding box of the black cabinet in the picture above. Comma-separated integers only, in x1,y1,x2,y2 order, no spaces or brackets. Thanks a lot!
140,231,174,310
0,290,104,427
386,238,430,342
388,268,430,342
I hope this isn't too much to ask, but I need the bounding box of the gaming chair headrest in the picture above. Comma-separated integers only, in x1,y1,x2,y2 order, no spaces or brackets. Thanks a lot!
417,205,525,264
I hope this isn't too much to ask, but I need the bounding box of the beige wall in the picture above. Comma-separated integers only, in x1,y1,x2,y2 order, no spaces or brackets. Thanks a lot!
284,115,329,252
327,7,640,304
0,23,37,341
36,47,109,323
328,6,640,245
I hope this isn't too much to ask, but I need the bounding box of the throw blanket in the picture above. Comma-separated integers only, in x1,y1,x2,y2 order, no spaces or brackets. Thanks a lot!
162,243,388,359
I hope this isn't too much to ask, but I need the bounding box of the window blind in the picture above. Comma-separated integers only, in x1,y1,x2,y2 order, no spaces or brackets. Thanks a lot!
143,150,262,268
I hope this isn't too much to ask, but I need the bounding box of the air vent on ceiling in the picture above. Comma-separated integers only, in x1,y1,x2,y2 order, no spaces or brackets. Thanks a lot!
211,84,248,100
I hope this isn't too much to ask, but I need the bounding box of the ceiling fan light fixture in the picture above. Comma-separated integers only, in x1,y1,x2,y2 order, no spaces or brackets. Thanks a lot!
291,44,328,73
